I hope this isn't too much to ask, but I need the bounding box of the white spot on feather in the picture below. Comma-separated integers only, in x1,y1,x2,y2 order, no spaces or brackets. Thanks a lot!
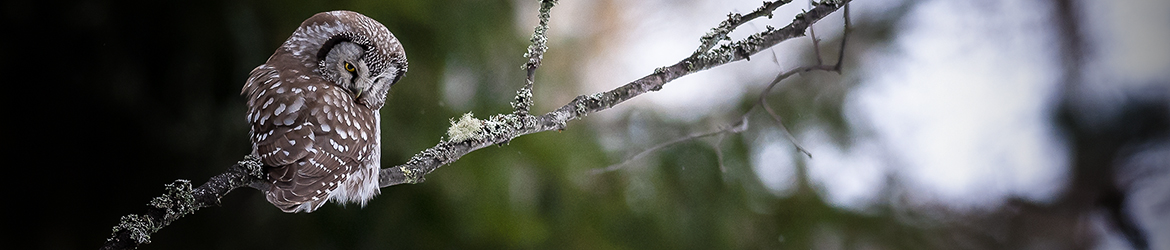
274,103,286,116
282,115,296,126
288,98,305,113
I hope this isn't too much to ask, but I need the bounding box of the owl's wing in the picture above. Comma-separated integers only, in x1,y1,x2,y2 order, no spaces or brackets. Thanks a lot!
243,64,350,212
297,78,377,205
266,117,367,213
243,65,315,167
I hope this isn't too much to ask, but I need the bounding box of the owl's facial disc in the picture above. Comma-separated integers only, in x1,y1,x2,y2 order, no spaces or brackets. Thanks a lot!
347,60,374,99
322,41,374,101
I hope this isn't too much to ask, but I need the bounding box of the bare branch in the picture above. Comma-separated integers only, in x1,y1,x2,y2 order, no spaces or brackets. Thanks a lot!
759,66,822,158
754,3,851,158
809,14,823,65
102,157,266,250
379,0,853,187
835,3,850,72
713,132,730,173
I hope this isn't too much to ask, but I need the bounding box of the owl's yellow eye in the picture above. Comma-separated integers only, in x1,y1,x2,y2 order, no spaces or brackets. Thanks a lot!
344,62,356,72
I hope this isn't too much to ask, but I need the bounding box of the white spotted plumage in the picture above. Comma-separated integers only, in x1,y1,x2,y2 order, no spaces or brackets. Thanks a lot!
241,10,407,213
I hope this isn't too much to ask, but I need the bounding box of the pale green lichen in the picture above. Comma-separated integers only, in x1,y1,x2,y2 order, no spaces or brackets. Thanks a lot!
482,113,522,140
112,214,153,244
237,155,265,179
574,93,605,117
511,81,534,113
150,179,198,222
399,165,422,183
574,101,588,116
447,113,484,142
523,0,557,68
108,180,197,245
691,24,777,71
653,66,669,75
691,0,793,57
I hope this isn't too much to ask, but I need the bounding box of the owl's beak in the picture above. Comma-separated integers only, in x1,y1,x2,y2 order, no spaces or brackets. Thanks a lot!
350,78,370,100
347,84,363,99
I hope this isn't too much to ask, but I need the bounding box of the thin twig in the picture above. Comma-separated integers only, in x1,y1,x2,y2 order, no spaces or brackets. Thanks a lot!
756,3,850,157
808,9,824,65
835,4,849,72
593,121,747,174
713,133,728,173
758,66,826,158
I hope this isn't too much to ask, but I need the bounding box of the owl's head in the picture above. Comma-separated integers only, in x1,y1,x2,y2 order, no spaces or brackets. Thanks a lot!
287,10,408,108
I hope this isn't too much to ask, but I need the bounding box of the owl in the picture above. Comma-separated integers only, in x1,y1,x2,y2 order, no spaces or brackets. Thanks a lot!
241,11,407,213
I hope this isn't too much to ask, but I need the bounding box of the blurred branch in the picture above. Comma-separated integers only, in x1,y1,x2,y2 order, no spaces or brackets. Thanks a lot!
102,157,266,250
380,0,853,186
598,3,852,173
758,6,853,158
594,118,750,174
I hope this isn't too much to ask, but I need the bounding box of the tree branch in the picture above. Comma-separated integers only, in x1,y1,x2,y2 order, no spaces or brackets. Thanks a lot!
102,1,853,249
101,157,266,250
380,0,852,186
